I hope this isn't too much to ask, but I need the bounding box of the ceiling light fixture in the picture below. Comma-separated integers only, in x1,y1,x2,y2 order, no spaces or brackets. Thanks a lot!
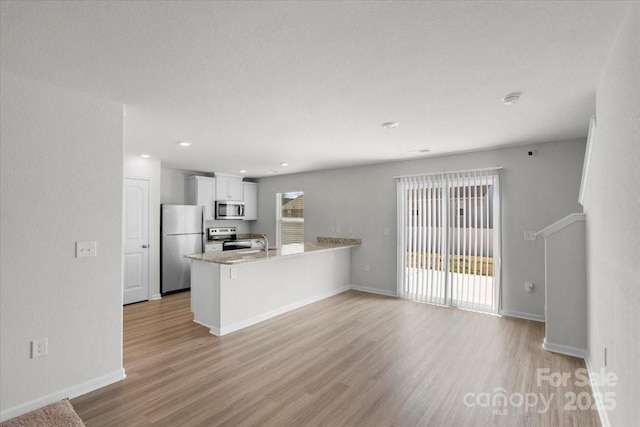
177,141,192,146
502,92,521,105
266,170,278,174
382,121,399,129
140,154,151,158
239,169,247,173
280,162,289,167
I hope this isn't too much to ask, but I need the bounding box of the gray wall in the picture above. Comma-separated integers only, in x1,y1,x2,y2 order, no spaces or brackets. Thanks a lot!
160,167,208,205
545,220,587,351
253,139,585,317
584,4,639,425
0,71,124,417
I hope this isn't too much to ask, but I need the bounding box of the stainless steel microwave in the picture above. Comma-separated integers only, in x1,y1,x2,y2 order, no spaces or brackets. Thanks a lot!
215,201,245,220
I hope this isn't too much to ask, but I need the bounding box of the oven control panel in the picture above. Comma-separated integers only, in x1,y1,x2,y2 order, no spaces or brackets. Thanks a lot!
208,227,237,240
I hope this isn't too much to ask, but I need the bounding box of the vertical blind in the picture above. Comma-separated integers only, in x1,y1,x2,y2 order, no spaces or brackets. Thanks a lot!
396,168,501,314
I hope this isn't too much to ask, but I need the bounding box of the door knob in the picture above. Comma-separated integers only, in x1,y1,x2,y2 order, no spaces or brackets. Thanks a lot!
142,244,148,248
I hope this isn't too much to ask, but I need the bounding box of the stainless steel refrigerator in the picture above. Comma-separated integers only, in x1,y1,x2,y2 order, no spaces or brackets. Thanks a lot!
161,204,204,295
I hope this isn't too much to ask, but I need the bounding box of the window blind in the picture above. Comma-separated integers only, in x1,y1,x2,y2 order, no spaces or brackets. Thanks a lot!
396,168,501,314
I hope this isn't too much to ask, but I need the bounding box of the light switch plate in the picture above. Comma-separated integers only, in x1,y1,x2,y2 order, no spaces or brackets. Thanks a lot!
76,241,97,257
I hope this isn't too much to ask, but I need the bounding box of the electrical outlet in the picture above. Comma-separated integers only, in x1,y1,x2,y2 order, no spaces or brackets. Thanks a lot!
32,338,48,358
230,268,237,279
76,241,97,257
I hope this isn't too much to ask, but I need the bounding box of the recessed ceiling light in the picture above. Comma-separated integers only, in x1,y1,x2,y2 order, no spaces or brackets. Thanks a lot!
140,154,151,158
266,170,278,174
177,141,192,146
280,162,289,167
239,169,247,173
502,93,521,105
382,121,399,129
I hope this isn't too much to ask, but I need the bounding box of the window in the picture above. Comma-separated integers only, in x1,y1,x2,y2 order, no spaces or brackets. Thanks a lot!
397,169,501,314
276,191,304,253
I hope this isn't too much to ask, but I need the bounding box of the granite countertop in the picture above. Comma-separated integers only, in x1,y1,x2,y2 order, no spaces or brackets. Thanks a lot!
185,237,361,265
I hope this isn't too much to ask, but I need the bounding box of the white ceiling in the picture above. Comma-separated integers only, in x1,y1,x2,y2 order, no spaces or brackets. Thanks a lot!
0,1,629,177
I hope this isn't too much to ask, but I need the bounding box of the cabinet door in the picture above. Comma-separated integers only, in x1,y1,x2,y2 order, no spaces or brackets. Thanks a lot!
228,177,243,201
198,178,215,220
215,174,243,200
215,175,228,200
243,182,258,221
188,176,215,220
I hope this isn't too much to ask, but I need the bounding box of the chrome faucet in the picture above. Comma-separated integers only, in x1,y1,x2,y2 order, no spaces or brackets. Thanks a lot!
260,234,269,253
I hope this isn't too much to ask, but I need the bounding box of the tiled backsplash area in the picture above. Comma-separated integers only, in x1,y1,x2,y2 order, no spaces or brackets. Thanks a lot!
235,234,361,246
317,237,362,246
237,233,267,239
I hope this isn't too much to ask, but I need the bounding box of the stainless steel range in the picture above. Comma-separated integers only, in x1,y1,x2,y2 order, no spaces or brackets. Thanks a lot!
206,227,252,252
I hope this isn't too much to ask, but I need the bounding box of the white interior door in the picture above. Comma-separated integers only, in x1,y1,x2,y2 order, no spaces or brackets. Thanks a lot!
123,178,150,305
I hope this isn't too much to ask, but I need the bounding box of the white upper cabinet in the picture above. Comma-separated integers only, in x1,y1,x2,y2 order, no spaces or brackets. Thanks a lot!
243,182,258,221
215,173,243,201
187,176,216,221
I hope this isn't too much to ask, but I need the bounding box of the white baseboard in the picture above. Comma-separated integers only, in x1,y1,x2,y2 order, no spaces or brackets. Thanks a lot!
501,309,545,322
540,344,609,426
0,368,126,422
212,286,351,336
542,339,587,359
350,285,397,297
584,354,611,427
150,293,162,301
193,318,212,330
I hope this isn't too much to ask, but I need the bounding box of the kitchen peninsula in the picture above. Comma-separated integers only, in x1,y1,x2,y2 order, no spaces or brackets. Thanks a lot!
185,238,361,336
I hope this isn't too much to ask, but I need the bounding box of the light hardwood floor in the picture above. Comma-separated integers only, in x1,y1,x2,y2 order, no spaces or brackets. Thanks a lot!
72,290,601,426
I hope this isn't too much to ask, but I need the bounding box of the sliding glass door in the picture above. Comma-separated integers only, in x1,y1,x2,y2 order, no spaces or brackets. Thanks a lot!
397,169,501,314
